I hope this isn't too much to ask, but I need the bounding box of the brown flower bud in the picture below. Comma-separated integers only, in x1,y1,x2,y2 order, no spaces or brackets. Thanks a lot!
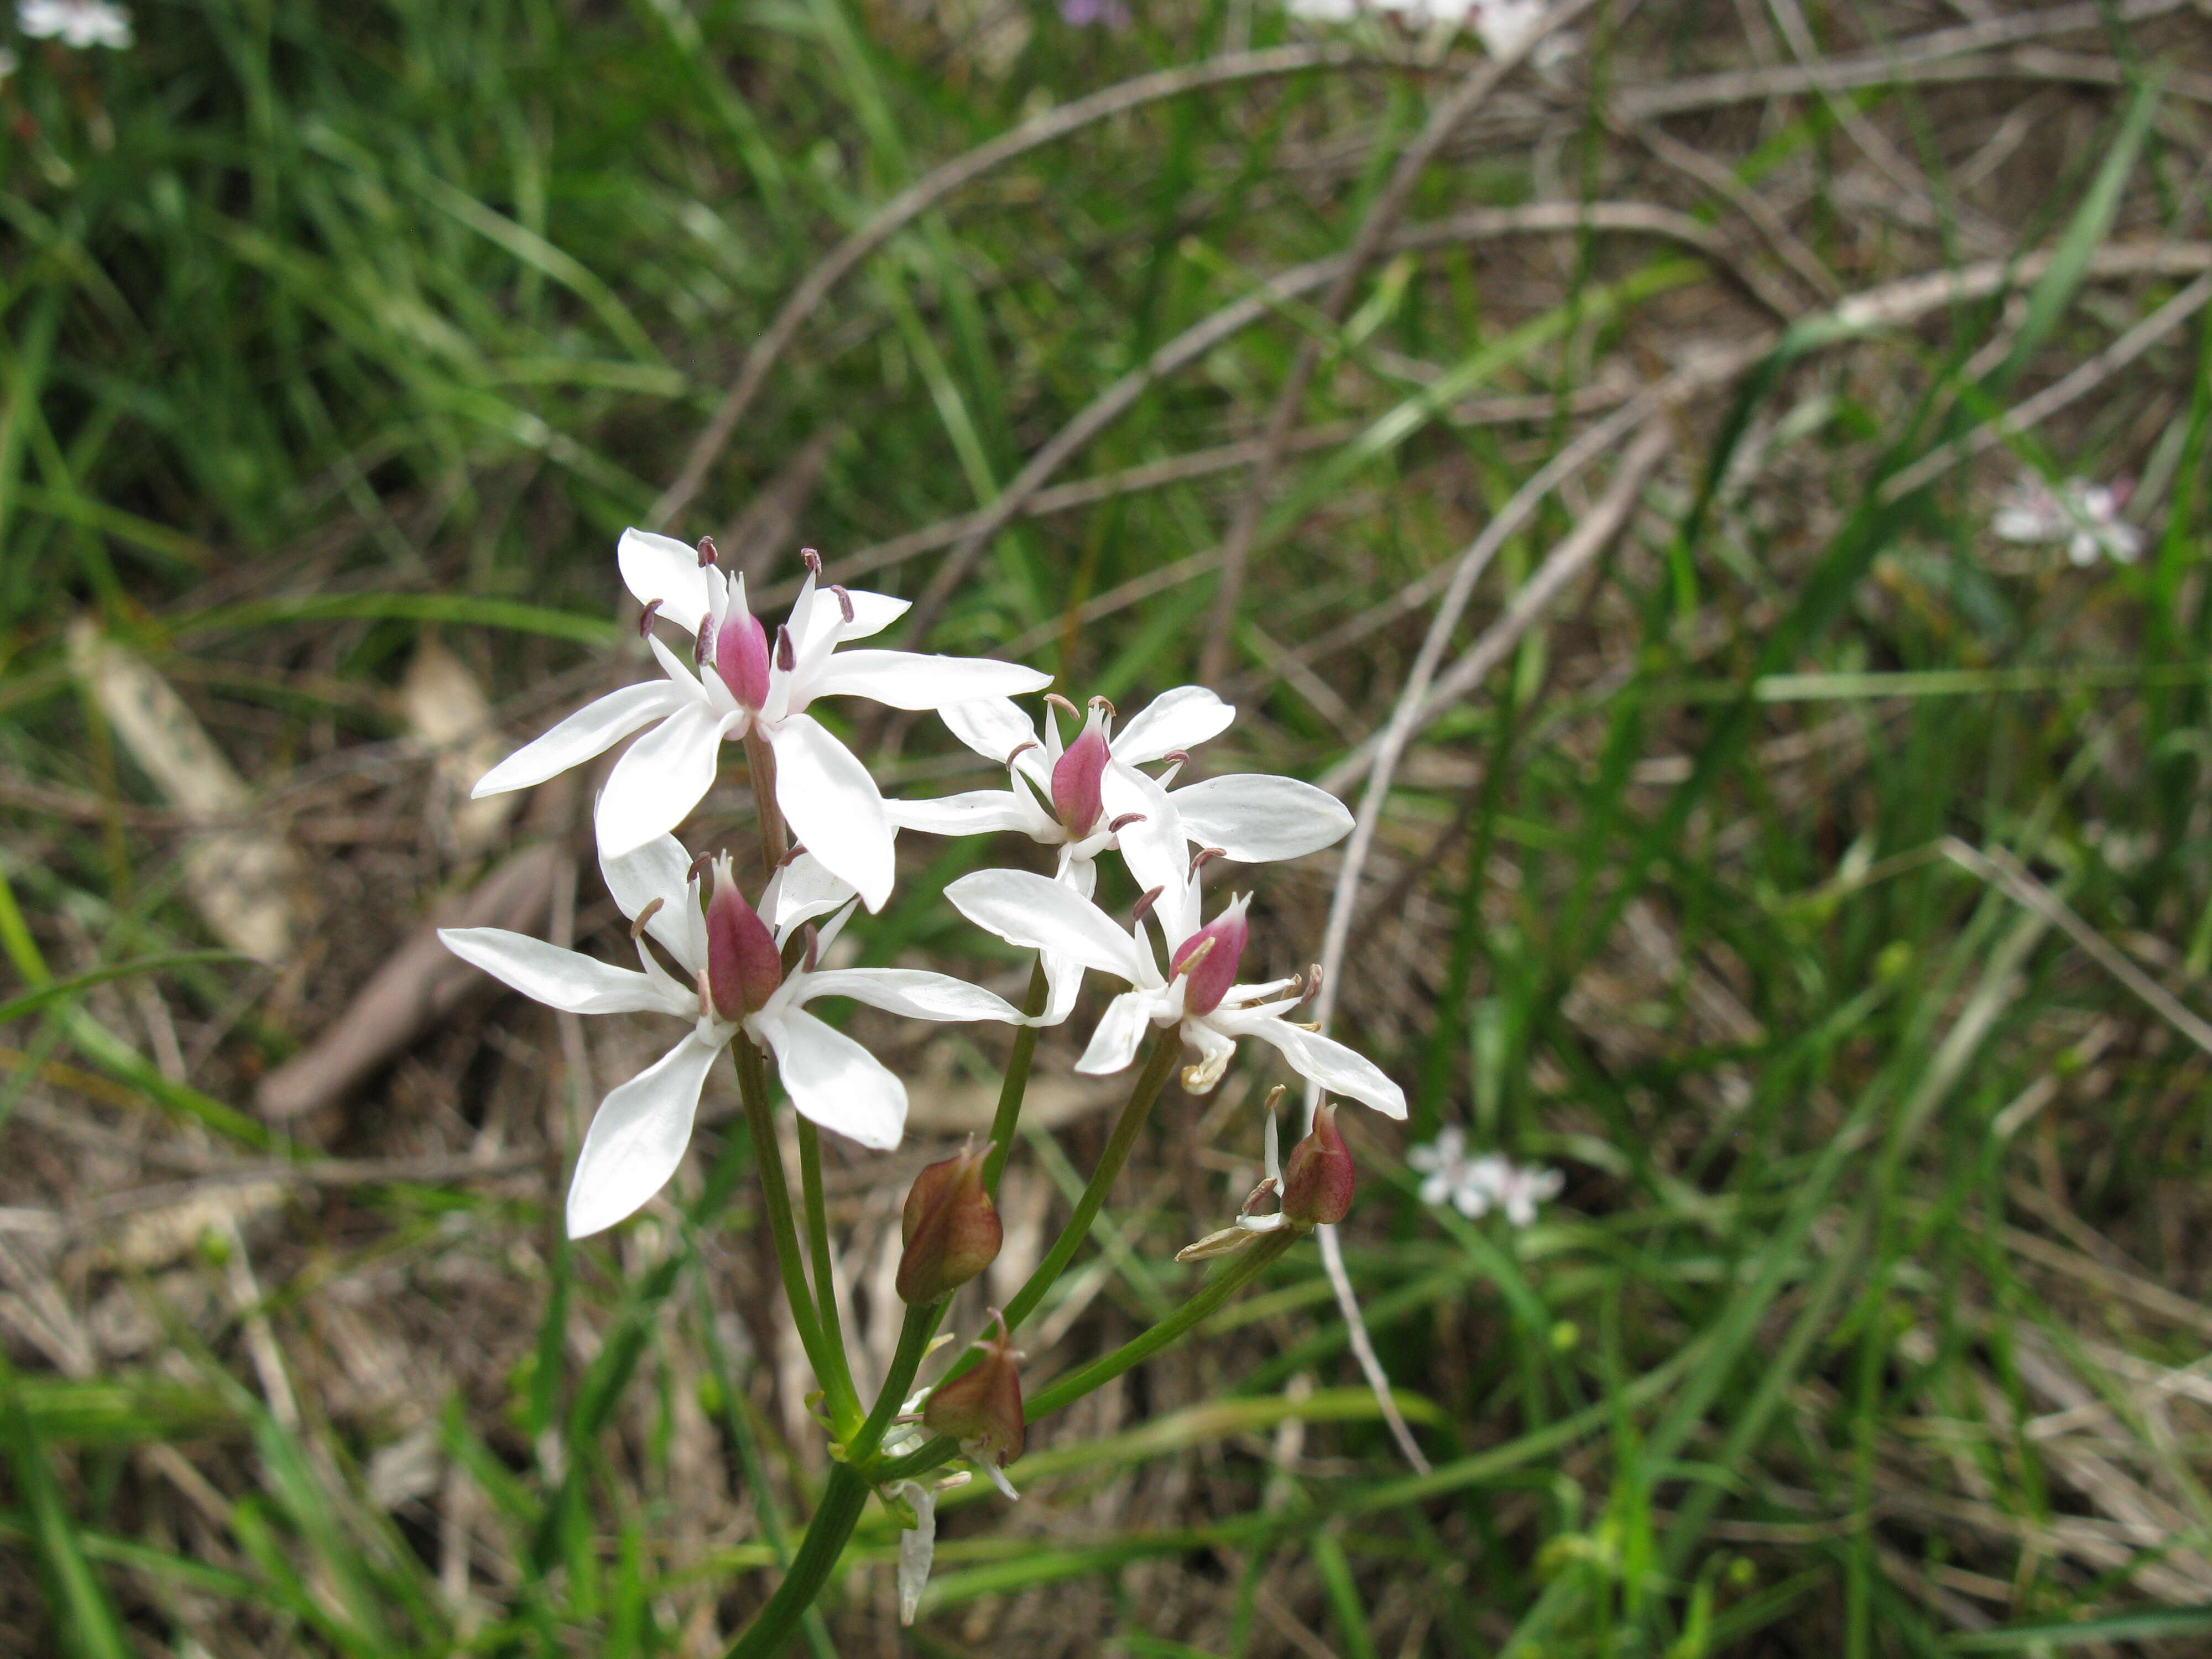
1279,1101,1355,1227
895,1141,1001,1306
922,1311,1024,1470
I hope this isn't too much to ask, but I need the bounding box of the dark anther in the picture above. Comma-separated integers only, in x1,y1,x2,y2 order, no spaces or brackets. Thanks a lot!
801,547,822,576
778,842,806,867
1088,695,1117,718
638,598,664,637
801,922,820,974
697,535,719,567
1158,750,1191,768
1298,964,1323,1007
630,897,666,940
1107,812,1146,833
775,625,796,671
1005,739,1041,768
1131,884,1166,924
1189,846,1227,875
831,585,854,623
1044,692,1081,718
694,619,714,665
687,851,716,887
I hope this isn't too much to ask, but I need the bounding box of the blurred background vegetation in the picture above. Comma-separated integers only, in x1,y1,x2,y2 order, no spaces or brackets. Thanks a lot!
5,0,2212,1653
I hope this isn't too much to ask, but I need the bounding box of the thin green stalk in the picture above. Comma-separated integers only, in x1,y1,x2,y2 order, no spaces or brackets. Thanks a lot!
744,729,790,876
854,1299,948,1463
796,1119,859,1420
1001,1026,1182,1334
980,957,1051,1197
881,1229,1298,1482
723,1303,947,1659
733,1040,857,1436
719,1463,870,1659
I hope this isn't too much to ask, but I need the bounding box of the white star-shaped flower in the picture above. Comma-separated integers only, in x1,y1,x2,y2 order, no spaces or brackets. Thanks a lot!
440,836,1026,1237
1992,473,2142,566
471,530,1052,910
945,798,1404,1116
893,687,1351,1022
1407,1127,1561,1224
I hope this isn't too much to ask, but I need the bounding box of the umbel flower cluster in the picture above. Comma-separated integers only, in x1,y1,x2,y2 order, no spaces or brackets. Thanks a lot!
442,529,1406,1645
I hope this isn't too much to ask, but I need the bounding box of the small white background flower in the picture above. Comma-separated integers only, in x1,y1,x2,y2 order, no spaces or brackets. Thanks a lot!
441,835,1025,1237
19,0,133,48
1992,473,2142,566
1408,1127,1561,1224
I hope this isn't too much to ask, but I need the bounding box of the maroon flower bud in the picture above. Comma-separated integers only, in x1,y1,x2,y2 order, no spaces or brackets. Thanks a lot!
1279,1101,1355,1227
924,1312,1024,1469
704,854,781,1021
896,1140,1001,1306
1170,894,1250,1016
1050,715,1110,837
714,602,771,711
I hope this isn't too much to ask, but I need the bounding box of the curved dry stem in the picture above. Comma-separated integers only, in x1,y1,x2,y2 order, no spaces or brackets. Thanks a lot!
649,43,1412,532
1196,0,1604,683
898,199,1723,645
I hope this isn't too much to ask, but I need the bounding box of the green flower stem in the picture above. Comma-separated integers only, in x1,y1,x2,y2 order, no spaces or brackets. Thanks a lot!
796,1118,860,1421
890,1027,1185,1425
878,1229,1300,1484
1000,1025,1182,1334
733,1040,858,1437
719,1460,870,1659
722,1305,946,1659
743,728,790,874
980,957,1052,1198
854,1298,947,1463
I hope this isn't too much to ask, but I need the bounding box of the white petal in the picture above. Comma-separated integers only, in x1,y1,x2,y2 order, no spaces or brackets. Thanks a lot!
1076,990,1159,1075
1101,766,1198,944
1040,950,1084,1027
755,1009,905,1149
805,650,1053,712
891,1481,937,1626
769,713,896,912
763,851,859,935
938,697,1039,768
1112,686,1234,766
439,927,674,1015
1213,1010,1407,1118
566,1034,724,1237
826,589,911,646
945,869,1151,983
472,682,684,798
886,789,1047,839
618,527,714,635
599,835,708,972
799,967,1024,1024
594,702,735,857
1181,1019,1238,1093
1170,774,1353,862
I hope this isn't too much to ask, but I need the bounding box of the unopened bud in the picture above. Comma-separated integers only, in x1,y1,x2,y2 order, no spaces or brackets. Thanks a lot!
704,854,781,1021
896,1141,1001,1305
924,1312,1024,1472
1279,1102,1354,1227
1169,894,1250,1016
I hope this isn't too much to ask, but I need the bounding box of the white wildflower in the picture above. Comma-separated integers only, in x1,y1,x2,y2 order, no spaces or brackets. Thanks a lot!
1992,473,2142,566
18,0,132,48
